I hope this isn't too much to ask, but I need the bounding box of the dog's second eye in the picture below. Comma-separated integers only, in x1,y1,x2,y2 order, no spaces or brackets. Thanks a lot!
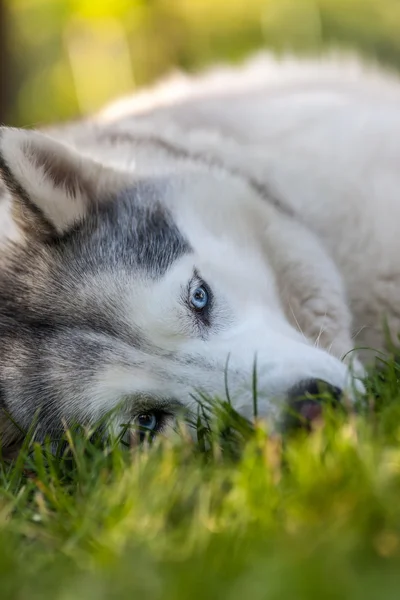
136,413,159,443
137,413,158,432
190,286,209,310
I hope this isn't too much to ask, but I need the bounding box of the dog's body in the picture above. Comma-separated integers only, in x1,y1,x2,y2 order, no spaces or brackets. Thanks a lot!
0,52,399,446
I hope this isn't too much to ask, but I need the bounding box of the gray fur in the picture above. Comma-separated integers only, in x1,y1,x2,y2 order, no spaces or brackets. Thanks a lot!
0,177,191,443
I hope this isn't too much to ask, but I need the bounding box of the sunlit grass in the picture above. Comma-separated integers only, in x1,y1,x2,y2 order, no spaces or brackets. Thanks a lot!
1,356,400,598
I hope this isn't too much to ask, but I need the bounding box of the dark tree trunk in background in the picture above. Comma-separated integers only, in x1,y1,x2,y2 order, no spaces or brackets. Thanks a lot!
0,0,9,124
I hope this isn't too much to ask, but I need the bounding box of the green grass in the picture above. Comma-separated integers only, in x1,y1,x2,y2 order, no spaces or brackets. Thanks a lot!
4,2,400,596
2,358,400,599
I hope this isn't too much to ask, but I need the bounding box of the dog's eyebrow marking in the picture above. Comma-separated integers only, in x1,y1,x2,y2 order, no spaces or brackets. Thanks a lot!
96,129,295,219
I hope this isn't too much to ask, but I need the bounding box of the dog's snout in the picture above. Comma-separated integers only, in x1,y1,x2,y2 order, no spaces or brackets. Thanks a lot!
283,378,343,432
289,378,343,403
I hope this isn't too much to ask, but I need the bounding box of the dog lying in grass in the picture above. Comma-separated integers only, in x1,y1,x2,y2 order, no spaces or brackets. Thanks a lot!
0,51,398,450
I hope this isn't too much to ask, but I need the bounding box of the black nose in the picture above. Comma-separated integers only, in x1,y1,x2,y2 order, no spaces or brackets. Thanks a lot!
283,378,343,432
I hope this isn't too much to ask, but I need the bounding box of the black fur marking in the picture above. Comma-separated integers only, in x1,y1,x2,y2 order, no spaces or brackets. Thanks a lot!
0,381,6,409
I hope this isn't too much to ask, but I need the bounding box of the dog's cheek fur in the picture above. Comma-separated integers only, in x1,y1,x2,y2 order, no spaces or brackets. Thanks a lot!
0,329,142,443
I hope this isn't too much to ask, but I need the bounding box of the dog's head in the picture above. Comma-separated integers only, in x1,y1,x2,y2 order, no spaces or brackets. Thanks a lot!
0,127,362,447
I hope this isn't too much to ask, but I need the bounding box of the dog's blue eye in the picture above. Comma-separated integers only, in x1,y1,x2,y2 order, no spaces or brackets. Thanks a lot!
190,286,209,310
137,413,157,431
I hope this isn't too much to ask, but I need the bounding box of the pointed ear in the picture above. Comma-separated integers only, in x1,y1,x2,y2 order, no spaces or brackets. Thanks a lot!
0,126,127,238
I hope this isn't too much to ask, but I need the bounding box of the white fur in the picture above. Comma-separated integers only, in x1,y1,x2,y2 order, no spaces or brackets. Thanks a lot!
4,51,400,430
92,51,400,362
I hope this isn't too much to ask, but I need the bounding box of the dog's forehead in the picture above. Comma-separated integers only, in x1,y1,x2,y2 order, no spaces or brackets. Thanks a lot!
158,171,269,244
142,172,281,304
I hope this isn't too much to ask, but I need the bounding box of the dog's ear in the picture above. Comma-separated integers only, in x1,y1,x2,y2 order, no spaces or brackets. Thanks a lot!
0,126,126,238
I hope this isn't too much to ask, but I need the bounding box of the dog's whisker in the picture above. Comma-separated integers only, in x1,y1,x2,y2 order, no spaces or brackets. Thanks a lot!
314,326,326,349
352,325,367,341
288,303,307,342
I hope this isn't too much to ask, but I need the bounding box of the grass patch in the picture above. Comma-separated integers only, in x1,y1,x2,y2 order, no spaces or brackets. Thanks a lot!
1,359,400,598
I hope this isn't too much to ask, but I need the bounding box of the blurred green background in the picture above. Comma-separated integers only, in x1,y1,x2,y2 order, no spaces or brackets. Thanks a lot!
2,0,400,128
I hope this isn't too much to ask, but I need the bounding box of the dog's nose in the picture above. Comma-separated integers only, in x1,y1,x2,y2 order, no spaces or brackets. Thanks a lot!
283,378,343,432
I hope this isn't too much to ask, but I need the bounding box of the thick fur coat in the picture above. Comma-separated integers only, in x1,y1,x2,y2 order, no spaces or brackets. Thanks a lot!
0,51,398,447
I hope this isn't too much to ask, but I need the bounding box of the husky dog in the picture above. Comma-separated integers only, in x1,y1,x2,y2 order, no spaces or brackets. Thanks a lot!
0,51,399,448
